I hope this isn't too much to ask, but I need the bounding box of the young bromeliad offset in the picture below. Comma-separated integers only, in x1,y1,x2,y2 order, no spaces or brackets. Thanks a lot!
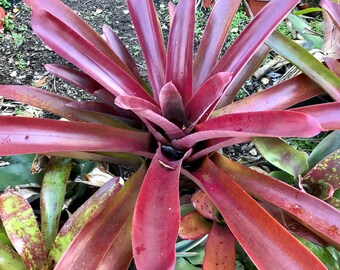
0,0,340,269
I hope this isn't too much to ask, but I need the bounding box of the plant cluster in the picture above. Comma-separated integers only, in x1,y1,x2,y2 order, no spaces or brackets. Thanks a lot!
0,0,340,269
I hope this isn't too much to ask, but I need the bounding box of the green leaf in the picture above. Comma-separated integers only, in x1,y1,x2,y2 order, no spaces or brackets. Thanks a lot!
269,171,295,185
48,176,123,266
266,31,340,101
0,163,43,191
180,204,196,217
0,190,48,269
254,137,309,177
0,242,26,270
0,221,12,248
293,7,323,16
309,131,340,168
175,257,201,270
40,157,72,253
186,245,205,265
287,14,323,49
176,236,208,253
2,154,36,164
297,236,340,270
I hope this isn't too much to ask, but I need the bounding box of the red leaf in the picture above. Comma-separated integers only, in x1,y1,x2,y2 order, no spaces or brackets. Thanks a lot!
190,157,326,269
55,164,147,269
179,210,212,240
211,153,340,249
191,190,219,221
45,64,102,94
31,10,155,105
173,111,322,149
193,0,241,91
132,147,187,269
168,2,176,27
166,0,195,105
210,0,299,104
102,24,143,83
115,96,185,139
290,102,340,130
216,44,270,108
127,0,167,103
185,72,232,126
159,82,186,126
321,0,340,28
325,57,340,76
23,0,134,77
213,74,324,116
203,222,236,270
0,116,151,157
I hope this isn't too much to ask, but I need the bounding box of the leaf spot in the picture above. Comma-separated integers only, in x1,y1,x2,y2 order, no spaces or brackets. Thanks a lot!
135,244,146,255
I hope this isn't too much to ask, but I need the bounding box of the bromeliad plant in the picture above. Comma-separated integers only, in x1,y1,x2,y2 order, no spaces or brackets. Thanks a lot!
0,0,340,269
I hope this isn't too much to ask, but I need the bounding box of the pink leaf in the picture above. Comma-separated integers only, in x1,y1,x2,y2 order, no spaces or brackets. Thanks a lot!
211,153,340,249
210,0,299,104
31,10,155,105
191,190,219,221
132,147,187,269
173,111,322,149
213,74,324,116
185,72,232,125
102,24,143,83
203,222,236,270
189,157,326,269
193,0,241,91
159,82,186,127
290,102,340,130
166,0,195,105
127,0,167,103
0,116,151,157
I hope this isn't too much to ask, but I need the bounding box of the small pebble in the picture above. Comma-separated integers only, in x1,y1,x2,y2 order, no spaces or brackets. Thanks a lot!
261,77,270,85
123,9,129,15
249,148,257,156
10,71,17,77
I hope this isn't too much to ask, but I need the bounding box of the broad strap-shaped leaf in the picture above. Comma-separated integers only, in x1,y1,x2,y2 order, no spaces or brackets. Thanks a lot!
159,82,186,127
40,157,72,253
193,0,241,92
303,148,340,191
253,137,309,177
115,95,185,140
0,116,151,157
0,242,26,270
210,0,299,105
216,44,270,108
55,164,147,269
266,31,340,101
0,190,48,269
309,130,340,169
325,57,340,76
211,153,340,249
185,72,232,126
49,177,123,266
166,0,195,105
191,190,219,221
189,157,326,269
290,102,340,130
203,222,236,270
179,210,212,240
321,0,340,28
168,2,175,27
0,85,130,128
132,147,188,270
213,73,324,117
23,0,134,77
102,24,143,83
31,10,155,105
45,64,102,94
48,151,144,169
127,0,167,103
0,156,43,192
322,4,340,59
261,202,328,247
173,111,322,149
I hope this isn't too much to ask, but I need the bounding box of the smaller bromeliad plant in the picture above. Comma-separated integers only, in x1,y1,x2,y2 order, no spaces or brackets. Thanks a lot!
0,0,340,269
